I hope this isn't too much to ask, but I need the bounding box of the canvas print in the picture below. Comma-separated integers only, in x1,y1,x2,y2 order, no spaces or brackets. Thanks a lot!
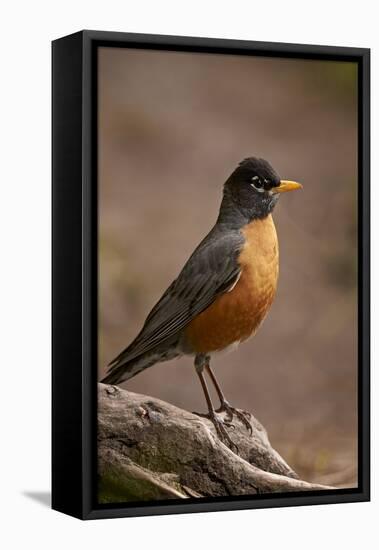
97,47,358,504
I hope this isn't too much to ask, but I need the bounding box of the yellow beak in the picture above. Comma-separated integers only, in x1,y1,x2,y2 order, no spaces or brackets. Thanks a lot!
273,180,303,194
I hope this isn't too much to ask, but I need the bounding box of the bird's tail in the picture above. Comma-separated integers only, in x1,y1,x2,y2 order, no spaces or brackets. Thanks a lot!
101,345,179,386
101,353,156,386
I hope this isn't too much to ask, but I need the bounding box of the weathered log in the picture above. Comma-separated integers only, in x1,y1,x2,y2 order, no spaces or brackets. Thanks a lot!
98,383,333,503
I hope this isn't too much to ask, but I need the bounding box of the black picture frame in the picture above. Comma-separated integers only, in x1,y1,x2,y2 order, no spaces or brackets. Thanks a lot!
52,30,370,520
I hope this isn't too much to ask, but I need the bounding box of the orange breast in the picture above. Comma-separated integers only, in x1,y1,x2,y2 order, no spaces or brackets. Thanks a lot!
184,215,279,353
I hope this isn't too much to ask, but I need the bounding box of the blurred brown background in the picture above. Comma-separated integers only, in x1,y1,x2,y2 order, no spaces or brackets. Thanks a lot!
98,47,358,488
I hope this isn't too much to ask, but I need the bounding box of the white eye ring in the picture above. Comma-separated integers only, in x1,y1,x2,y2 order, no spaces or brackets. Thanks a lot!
250,180,265,193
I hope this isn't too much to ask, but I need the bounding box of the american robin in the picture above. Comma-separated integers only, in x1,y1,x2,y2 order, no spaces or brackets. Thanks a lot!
102,157,302,450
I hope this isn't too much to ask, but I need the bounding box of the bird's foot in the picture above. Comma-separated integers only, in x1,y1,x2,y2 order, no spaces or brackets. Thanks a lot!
216,400,253,435
193,410,239,453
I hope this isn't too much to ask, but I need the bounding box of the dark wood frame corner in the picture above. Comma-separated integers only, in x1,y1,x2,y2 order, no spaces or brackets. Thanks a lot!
52,30,370,520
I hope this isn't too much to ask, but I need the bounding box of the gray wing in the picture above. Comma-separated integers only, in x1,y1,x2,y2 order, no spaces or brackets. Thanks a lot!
108,227,244,369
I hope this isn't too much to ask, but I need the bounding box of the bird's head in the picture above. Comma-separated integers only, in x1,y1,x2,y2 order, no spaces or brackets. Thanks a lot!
222,157,302,222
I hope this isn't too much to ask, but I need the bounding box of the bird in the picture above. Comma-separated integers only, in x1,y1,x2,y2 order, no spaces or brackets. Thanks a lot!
101,157,302,451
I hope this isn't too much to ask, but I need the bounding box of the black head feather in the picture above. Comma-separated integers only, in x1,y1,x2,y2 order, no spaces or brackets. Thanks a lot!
218,157,282,226
228,157,281,191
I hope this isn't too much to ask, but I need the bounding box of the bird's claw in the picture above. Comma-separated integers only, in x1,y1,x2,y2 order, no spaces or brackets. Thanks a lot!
216,401,253,435
210,413,239,453
193,410,239,453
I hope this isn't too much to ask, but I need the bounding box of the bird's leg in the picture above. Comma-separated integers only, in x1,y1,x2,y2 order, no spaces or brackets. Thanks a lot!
205,363,253,435
194,354,238,453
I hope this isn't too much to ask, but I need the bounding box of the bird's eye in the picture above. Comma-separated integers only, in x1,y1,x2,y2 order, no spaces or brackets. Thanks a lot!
251,176,264,191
